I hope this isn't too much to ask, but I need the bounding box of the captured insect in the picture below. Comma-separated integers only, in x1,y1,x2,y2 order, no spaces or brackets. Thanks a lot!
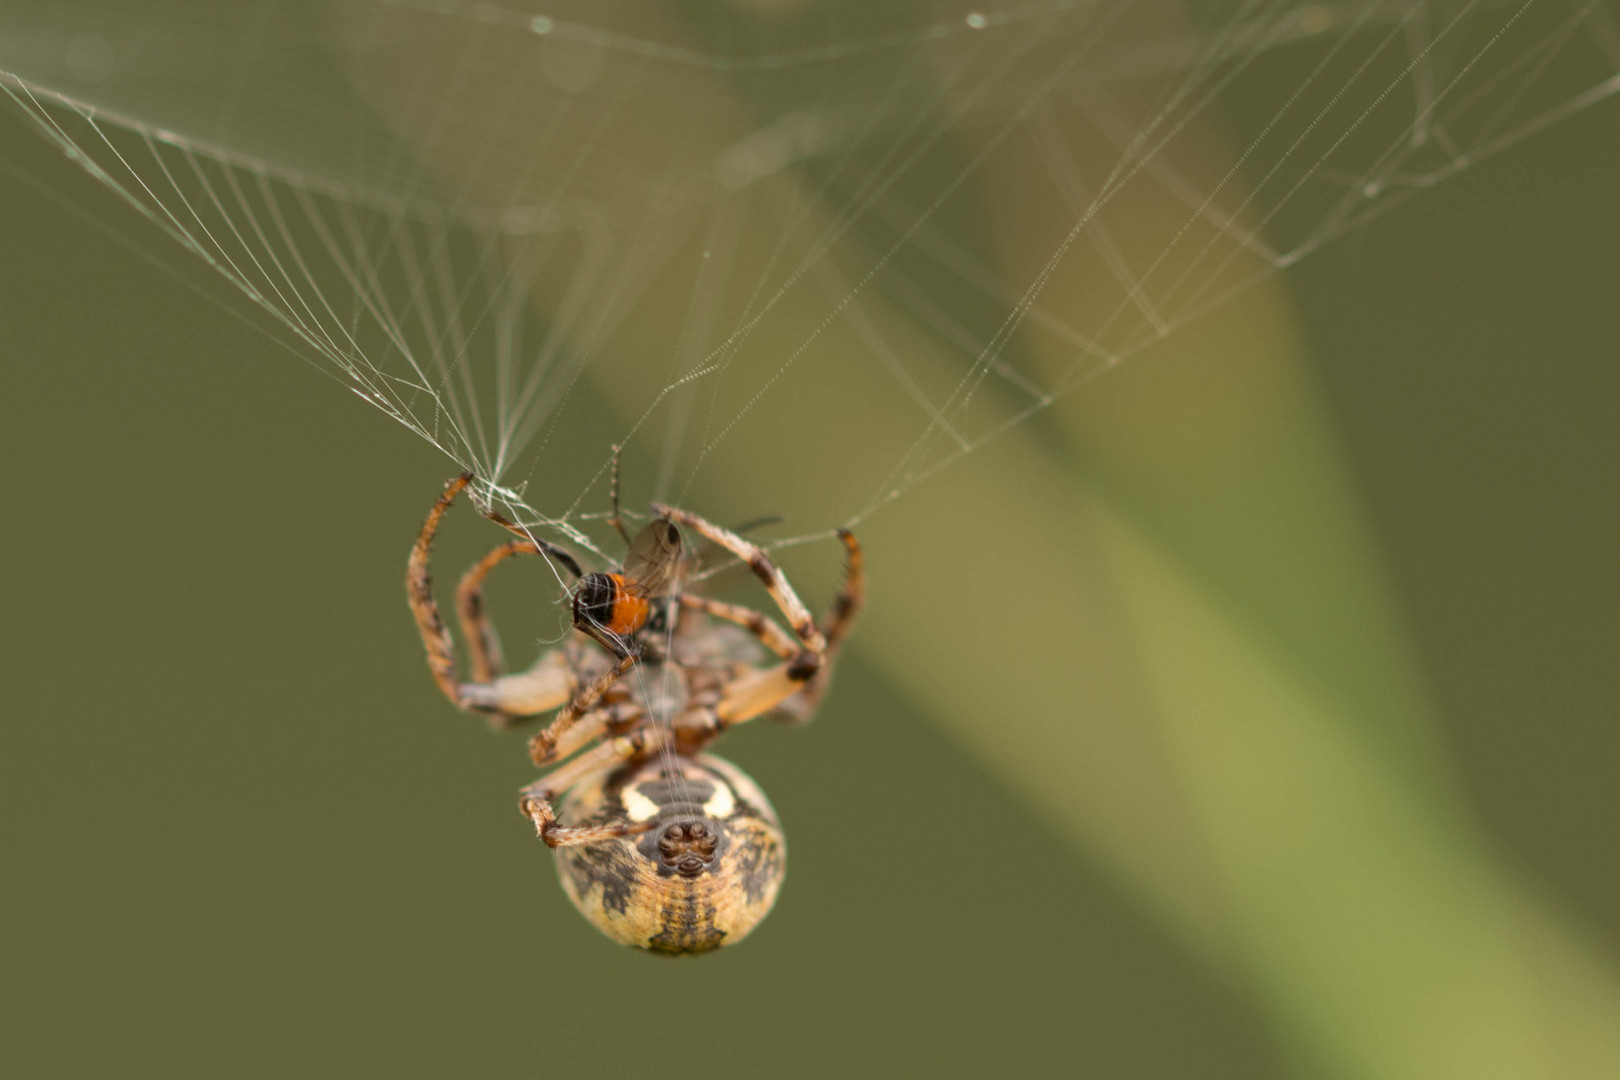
405,452,862,953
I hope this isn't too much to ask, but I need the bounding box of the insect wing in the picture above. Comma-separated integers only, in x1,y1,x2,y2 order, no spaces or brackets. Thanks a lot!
620,518,683,598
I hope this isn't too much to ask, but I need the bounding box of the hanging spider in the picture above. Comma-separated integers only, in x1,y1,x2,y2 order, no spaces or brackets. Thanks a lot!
404,454,863,954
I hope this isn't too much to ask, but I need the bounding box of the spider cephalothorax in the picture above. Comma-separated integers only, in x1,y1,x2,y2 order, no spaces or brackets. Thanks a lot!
405,461,861,953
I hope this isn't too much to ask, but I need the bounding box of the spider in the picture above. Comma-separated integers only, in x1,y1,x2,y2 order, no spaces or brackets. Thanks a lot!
404,463,863,954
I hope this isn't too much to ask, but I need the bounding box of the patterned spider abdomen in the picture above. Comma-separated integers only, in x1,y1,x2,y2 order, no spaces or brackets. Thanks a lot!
553,755,785,954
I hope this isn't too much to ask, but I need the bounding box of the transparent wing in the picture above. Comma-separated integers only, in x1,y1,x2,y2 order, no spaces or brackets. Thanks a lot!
620,519,682,598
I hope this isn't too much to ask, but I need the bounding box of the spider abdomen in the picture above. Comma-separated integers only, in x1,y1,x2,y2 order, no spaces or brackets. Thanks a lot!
554,755,785,954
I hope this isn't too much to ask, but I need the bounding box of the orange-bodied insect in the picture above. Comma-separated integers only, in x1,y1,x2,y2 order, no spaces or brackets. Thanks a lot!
569,516,682,657
563,444,684,657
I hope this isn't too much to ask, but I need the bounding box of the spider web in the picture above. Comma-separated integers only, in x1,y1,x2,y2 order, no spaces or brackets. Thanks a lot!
4,0,1615,555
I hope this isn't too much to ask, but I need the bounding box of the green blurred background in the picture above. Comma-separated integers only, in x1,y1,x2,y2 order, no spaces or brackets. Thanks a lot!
4,12,1620,1079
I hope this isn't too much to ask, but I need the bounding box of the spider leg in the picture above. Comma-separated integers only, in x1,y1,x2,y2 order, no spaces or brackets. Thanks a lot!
776,529,865,722
455,530,592,727
675,594,797,659
459,649,576,722
709,530,864,728
528,651,639,765
473,504,584,579
821,530,865,648
407,473,475,708
713,664,811,727
542,694,644,764
409,472,587,724
520,724,666,848
651,503,826,677
455,539,547,683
